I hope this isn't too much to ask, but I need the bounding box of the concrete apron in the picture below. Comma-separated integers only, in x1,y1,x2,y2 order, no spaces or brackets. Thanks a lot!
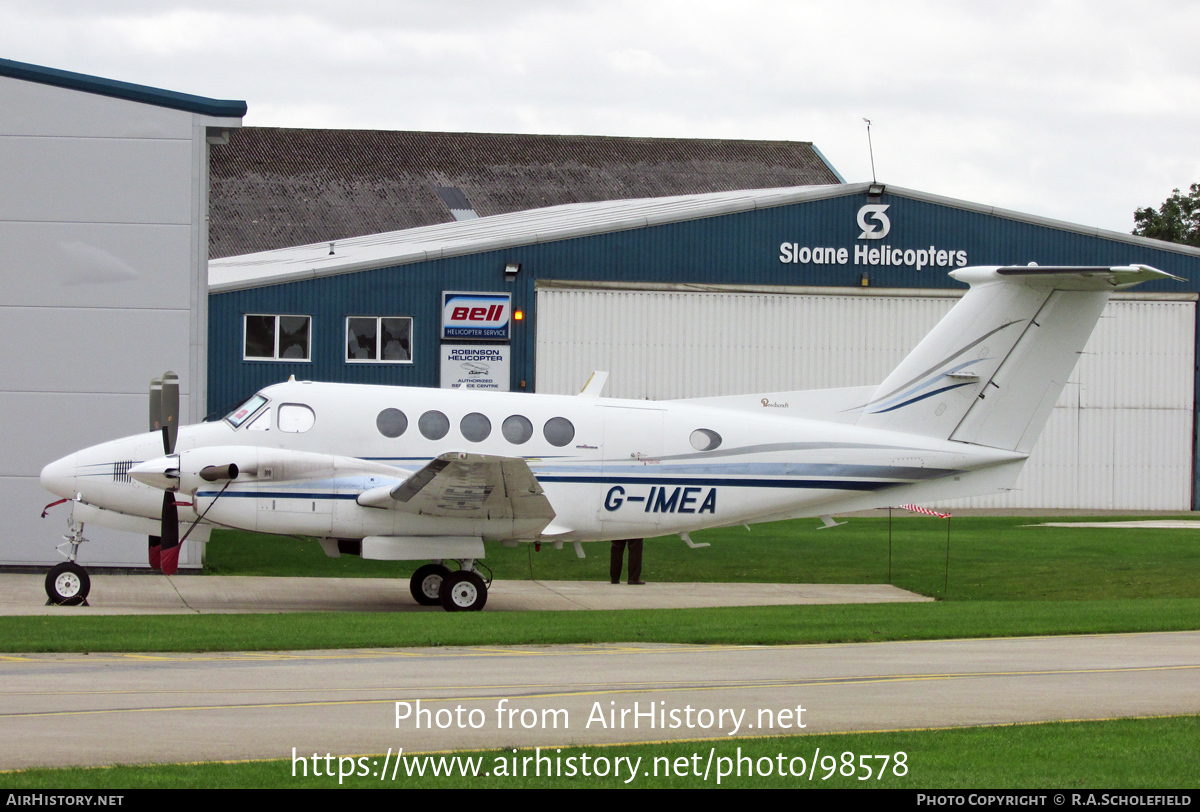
0,573,930,615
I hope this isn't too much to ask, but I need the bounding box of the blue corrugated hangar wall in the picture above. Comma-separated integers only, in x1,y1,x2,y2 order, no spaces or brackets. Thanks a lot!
208,184,1200,504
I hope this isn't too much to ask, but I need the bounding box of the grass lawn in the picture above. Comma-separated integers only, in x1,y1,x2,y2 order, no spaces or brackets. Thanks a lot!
206,515,1200,602
5,715,1197,789
3,598,1198,652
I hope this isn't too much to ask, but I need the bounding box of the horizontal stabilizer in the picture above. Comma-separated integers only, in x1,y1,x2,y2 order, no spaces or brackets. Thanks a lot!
991,264,1182,288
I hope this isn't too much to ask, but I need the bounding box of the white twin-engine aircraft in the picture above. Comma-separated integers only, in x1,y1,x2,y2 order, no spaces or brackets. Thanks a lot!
39,265,1175,611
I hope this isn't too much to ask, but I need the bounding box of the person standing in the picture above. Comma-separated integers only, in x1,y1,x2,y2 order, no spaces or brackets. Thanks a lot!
610,538,645,585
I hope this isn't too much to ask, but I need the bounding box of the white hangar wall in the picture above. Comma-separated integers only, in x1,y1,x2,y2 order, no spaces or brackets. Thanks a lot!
0,68,242,566
535,284,1195,511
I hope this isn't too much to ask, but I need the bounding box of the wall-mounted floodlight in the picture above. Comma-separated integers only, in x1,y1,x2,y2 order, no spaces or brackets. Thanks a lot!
867,182,886,199
504,262,521,282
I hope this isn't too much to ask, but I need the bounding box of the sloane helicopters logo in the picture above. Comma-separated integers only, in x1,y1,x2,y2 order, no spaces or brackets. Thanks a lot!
777,202,968,270
856,204,891,239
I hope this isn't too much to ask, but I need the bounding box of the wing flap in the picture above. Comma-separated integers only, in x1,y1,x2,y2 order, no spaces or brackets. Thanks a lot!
362,452,556,527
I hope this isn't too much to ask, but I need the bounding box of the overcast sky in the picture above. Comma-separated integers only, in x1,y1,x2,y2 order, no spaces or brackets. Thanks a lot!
2,0,1197,234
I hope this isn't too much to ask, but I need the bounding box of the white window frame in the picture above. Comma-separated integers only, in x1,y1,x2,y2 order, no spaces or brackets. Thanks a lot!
345,316,414,364
243,314,312,362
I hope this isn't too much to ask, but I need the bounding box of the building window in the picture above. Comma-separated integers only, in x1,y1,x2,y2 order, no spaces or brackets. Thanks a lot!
244,315,311,361
346,316,413,363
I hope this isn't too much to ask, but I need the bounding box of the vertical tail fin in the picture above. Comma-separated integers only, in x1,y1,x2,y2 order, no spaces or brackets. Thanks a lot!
855,265,1177,451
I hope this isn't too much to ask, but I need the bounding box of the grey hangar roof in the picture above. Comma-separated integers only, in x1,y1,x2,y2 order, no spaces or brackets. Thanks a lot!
208,127,843,258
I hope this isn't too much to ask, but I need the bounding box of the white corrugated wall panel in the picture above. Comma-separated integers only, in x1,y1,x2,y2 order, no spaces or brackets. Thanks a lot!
536,288,1194,510
536,288,954,398
949,300,1195,510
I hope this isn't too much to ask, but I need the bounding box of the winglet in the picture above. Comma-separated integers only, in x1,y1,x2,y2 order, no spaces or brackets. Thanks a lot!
578,371,609,397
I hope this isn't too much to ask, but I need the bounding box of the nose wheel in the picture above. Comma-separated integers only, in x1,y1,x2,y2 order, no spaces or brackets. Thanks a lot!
45,561,90,606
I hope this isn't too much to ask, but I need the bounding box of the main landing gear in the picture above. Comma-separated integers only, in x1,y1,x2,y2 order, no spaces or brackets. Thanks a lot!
408,559,490,612
45,519,91,606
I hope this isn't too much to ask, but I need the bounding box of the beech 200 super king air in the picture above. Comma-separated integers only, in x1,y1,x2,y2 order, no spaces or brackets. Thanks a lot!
39,265,1176,611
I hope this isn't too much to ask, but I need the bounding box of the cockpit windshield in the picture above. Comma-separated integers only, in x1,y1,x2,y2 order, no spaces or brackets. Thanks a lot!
225,393,268,428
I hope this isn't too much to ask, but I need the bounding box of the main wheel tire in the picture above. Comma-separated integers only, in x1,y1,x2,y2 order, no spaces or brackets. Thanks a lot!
410,563,451,606
438,570,488,612
45,562,90,606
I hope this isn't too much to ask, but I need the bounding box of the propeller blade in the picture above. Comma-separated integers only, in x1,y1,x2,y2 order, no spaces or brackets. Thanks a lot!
149,377,162,433
161,371,179,454
160,492,180,576
148,535,161,571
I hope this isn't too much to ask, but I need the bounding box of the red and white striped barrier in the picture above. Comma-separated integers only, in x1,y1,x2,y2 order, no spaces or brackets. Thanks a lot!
897,504,952,519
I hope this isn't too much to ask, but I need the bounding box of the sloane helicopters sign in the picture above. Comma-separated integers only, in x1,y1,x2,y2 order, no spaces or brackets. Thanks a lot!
779,203,969,271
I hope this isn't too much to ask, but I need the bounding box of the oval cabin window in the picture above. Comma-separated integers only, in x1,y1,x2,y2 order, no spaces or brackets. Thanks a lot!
502,415,533,444
419,410,450,440
376,408,408,438
460,412,491,442
690,429,722,451
543,417,575,447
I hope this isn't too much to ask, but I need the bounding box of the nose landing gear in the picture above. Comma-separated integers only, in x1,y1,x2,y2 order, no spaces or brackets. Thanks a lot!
45,518,91,606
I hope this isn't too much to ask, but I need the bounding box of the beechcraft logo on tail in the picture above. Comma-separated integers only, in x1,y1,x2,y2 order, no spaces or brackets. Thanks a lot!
857,204,891,240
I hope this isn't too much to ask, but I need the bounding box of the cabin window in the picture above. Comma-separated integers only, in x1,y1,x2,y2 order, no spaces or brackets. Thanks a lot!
225,393,268,428
419,410,449,440
346,316,413,363
278,404,316,433
502,415,533,444
460,412,491,442
690,429,722,451
543,417,575,447
244,314,311,361
376,408,408,438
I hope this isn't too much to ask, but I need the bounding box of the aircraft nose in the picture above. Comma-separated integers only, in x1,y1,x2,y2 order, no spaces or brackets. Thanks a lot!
40,453,79,500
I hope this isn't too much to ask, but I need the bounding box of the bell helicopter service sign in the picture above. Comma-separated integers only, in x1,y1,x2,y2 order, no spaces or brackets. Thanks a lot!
779,203,969,271
442,292,511,340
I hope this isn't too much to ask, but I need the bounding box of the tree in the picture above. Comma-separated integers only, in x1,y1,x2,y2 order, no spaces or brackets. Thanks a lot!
1133,183,1200,247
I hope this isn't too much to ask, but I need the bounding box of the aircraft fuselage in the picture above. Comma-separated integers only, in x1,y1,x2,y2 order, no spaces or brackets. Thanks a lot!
41,379,1022,545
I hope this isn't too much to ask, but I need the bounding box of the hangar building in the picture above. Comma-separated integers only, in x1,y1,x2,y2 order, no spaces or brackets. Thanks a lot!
0,58,244,567
210,183,1200,512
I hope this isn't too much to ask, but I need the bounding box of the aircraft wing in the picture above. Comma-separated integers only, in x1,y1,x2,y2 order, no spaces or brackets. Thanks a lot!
357,452,556,525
